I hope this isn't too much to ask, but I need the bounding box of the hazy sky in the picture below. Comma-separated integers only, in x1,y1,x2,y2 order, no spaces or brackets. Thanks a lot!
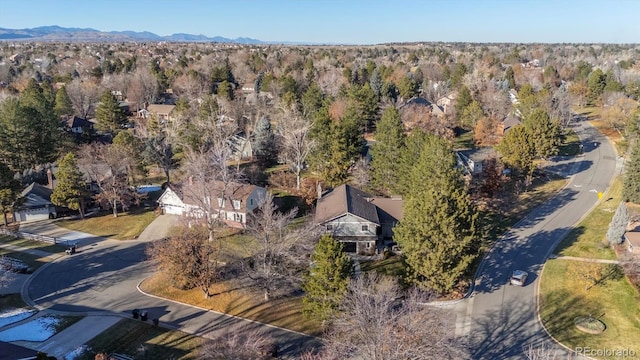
2,0,639,44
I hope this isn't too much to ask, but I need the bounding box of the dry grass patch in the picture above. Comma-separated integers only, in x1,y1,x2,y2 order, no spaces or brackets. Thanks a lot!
57,210,157,240
80,319,202,360
554,177,620,260
140,273,321,335
540,259,640,359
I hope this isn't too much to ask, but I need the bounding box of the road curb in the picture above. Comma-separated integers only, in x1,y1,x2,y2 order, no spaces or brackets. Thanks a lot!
135,276,319,340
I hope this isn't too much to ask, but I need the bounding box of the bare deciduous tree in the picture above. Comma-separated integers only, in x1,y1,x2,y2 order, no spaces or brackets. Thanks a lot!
199,328,277,360
78,143,138,217
245,192,316,301
321,275,468,360
127,67,159,110
66,79,100,119
275,107,315,190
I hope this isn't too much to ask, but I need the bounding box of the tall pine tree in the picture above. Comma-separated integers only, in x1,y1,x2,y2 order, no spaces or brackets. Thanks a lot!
51,153,88,219
302,234,352,324
54,85,74,117
624,140,640,203
370,106,405,194
394,133,479,294
253,117,277,166
96,91,126,134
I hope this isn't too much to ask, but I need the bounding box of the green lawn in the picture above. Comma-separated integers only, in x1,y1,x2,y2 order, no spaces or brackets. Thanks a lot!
554,177,620,260
540,259,640,359
79,319,202,360
360,255,405,278
56,209,157,240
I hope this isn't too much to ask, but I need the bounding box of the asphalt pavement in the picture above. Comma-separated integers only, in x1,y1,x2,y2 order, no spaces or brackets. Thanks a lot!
458,120,618,359
20,215,321,356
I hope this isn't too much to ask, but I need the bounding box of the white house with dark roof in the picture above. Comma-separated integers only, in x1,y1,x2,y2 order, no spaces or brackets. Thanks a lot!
314,184,403,255
157,181,267,228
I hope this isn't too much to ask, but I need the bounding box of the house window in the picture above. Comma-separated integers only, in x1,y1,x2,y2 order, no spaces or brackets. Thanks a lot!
366,242,371,249
326,224,333,232
361,224,369,232
250,198,254,206
233,200,241,209
217,198,224,207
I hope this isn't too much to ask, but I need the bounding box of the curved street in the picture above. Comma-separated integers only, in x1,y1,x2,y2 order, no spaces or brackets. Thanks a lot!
459,119,619,359
21,217,320,356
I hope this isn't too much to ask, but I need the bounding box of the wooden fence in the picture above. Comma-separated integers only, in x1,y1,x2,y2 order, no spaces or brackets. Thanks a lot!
0,227,59,244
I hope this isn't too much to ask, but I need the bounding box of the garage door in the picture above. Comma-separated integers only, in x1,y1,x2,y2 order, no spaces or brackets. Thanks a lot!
163,205,184,215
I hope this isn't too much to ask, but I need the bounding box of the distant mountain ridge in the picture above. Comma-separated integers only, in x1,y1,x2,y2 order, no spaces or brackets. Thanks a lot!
0,25,264,44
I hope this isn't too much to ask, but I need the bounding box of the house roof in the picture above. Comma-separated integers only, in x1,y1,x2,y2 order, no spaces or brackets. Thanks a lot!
502,114,522,132
315,184,380,224
64,116,92,129
174,180,263,213
625,231,640,248
147,104,176,115
0,340,39,360
19,182,53,203
370,197,404,224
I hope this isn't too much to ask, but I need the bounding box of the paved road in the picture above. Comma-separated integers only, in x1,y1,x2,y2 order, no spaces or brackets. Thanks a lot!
459,120,618,359
23,215,321,356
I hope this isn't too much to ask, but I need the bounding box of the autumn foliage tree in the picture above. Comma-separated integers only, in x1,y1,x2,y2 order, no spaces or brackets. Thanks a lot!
146,225,220,298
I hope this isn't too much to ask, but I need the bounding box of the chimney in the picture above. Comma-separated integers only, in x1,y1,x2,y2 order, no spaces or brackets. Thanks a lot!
316,182,322,200
47,168,53,189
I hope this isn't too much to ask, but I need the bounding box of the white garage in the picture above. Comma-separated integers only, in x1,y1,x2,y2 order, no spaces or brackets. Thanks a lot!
157,188,186,215
13,183,58,223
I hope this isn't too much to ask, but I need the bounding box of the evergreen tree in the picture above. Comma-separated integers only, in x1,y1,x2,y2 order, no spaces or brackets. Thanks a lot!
396,130,429,195
347,83,378,131
394,133,478,294
522,109,561,159
606,202,629,245
505,66,516,89
370,107,405,194
301,83,324,118
369,68,383,98
455,85,473,115
253,117,277,166
54,85,73,117
587,68,606,105
0,161,21,226
95,91,126,134
217,80,234,100
397,76,419,100
51,153,88,219
302,234,352,324
309,106,365,186
624,140,640,203
496,125,536,180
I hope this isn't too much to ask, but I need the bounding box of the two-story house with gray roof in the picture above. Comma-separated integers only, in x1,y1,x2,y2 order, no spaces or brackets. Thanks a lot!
314,184,403,256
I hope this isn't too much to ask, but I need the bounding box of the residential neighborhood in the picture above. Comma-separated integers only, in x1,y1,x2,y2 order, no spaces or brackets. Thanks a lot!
0,7,639,360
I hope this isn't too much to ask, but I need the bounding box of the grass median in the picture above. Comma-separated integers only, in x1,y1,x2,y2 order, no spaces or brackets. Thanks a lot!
540,175,640,358
140,273,322,336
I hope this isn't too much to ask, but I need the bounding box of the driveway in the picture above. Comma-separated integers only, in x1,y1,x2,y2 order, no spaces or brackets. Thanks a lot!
21,216,321,356
458,120,618,359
